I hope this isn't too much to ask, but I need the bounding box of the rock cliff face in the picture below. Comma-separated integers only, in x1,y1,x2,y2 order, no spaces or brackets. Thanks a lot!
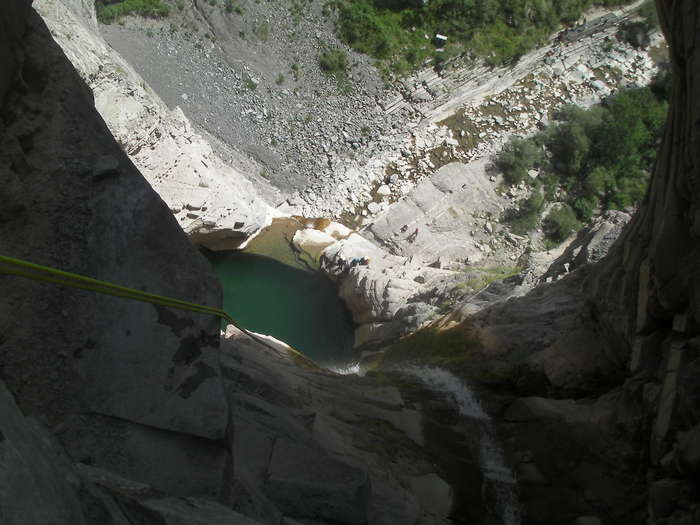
388,2,699,522
585,2,700,520
34,0,274,250
0,3,466,524
2,1,699,524
1,0,228,498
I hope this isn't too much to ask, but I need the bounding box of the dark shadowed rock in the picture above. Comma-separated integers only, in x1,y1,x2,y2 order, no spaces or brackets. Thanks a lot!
264,439,371,524
0,1,226,498
0,381,87,525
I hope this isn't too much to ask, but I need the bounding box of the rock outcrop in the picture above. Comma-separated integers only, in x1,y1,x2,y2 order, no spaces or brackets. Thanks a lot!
35,0,274,250
540,209,632,283
0,4,471,524
1,0,228,500
378,2,700,522
292,221,466,348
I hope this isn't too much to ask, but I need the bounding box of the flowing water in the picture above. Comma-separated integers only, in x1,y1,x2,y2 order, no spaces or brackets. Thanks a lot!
405,367,521,525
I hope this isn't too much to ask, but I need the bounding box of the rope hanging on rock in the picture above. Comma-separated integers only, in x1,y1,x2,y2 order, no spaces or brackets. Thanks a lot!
0,254,313,364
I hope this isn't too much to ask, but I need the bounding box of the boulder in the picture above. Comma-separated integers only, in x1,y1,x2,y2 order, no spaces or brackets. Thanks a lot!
0,381,87,525
376,184,392,197
76,464,264,525
541,210,631,282
292,228,336,263
649,479,689,520
263,439,371,524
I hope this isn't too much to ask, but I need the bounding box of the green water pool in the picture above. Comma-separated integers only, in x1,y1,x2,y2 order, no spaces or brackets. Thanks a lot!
205,227,356,366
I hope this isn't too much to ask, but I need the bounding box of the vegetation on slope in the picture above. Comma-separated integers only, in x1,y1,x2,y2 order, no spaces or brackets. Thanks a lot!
328,0,636,73
96,0,170,24
499,70,670,244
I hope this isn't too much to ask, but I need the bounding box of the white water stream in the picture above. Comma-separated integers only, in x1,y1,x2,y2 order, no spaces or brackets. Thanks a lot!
406,367,521,525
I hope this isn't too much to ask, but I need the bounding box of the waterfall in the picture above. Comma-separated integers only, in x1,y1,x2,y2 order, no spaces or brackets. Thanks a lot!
327,361,363,376
404,367,521,525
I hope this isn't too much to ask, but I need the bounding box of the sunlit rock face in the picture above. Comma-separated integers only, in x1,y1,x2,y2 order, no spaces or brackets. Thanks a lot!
35,0,273,250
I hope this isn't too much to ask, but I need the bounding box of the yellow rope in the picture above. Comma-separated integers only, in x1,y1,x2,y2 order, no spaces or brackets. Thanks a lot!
0,254,318,367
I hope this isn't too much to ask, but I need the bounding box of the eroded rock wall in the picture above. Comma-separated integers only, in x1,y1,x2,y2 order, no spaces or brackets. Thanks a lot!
433,2,700,522
35,0,274,250
0,0,229,501
583,1,700,520
0,6,470,525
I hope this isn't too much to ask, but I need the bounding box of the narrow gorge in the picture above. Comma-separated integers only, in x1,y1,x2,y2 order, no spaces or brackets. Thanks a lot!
1,1,699,524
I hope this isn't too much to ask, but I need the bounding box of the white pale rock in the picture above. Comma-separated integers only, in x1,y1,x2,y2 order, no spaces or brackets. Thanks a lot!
376,185,392,197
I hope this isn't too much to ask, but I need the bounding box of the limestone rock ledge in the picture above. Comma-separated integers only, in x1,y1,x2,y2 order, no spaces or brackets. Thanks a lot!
34,0,274,250
293,222,465,349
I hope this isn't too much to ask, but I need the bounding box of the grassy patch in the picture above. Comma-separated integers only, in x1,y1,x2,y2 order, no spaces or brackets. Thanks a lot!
381,322,482,371
96,0,170,24
319,49,352,92
456,266,521,294
328,0,639,74
319,48,348,74
290,63,300,81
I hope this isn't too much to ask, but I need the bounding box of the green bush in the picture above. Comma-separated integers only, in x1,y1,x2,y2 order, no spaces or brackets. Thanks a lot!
620,20,651,49
243,74,257,90
496,72,668,239
496,136,543,185
319,49,348,75
255,21,269,42
543,204,581,244
639,0,660,30
503,190,544,235
546,86,665,216
546,105,604,176
96,0,170,24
